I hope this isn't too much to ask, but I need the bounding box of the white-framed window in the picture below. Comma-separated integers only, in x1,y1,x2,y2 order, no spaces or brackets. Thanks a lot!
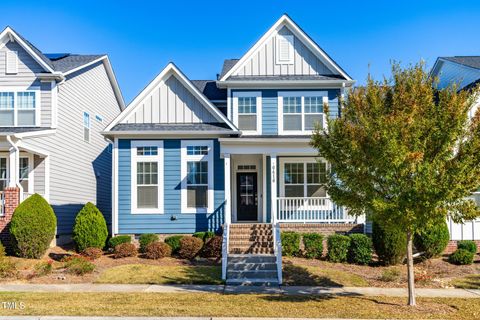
19,156,32,193
181,140,214,213
0,88,40,127
232,91,262,135
276,34,294,65
95,114,103,123
0,157,7,192
6,51,18,74
278,91,328,135
279,158,327,198
131,141,164,214
83,112,90,142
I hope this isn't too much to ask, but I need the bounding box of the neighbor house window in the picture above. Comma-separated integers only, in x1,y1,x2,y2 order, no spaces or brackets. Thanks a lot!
278,92,328,134
83,112,90,142
280,159,327,198
0,90,38,126
181,140,214,213
131,141,164,214
233,92,262,134
0,157,7,192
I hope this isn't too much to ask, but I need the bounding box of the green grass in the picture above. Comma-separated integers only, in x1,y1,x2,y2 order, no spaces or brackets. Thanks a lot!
95,264,223,285
0,292,479,319
452,274,480,289
283,262,369,287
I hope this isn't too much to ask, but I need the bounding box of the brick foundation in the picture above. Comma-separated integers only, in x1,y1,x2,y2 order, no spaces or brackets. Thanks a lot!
0,187,20,246
443,240,480,254
280,223,364,235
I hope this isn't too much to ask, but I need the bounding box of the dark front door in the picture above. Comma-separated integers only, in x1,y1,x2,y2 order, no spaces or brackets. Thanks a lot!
236,172,258,221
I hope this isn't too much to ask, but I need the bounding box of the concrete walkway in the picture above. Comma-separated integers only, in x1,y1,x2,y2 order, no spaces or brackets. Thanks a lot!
0,283,479,298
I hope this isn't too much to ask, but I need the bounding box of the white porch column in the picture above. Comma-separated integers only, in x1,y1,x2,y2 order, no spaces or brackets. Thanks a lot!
270,154,277,224
8,146,18,188
224,153,231,225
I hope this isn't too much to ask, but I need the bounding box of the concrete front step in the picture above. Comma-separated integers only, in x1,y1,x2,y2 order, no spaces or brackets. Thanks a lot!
228,254,276,263
229,247,274,254
227,262,277,271
227,270,278,279
229,240,273,247
228,235,274,241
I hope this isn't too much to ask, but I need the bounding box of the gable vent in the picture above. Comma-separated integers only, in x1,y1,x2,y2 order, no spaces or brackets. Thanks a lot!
276,35,294,65
6,51,18,74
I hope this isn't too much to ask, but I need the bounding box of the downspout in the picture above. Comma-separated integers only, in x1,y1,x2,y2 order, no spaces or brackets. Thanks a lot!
6,135,24,196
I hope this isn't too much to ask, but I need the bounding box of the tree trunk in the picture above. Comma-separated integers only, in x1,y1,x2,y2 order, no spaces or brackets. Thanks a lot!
406,231,416,306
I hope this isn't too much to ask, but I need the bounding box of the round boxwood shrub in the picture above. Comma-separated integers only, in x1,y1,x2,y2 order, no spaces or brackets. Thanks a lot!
449,248,474,265
108,235,131,250
281,232,301,256
348,234,373,265
372,220,407,265
202,236,223,258
72,202,108,252
178,236,203,260
457,240,477,254
165,235,184,254
139,234,159,253
302,233,324,259
327,234,351,263
413,221,450,259
145,242,172,259
9,193,56,259
113,243,137,259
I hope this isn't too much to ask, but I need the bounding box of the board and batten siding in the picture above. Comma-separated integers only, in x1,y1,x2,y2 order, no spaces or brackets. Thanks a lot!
233,26,334,77
0,41,52,127
117,139,225,234
123,75,219,124
26,61,120,234
232,89,340,135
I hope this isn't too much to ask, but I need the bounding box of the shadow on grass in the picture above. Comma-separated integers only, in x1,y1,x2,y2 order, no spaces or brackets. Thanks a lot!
161,266,224,285
282,260,343,287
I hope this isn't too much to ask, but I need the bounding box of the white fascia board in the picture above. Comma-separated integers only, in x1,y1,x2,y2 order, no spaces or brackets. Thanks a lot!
0,27,55,73
102,130,239,136
219,137,311,144
13,129,56,139
217,80,355,88
219,15,352,82
16,141,50,157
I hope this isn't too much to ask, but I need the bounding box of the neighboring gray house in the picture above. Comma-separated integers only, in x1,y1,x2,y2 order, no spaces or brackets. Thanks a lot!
0,26,124,244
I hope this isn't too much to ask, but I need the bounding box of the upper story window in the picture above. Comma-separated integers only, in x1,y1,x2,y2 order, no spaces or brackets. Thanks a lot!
232,92,262,135
131,141,164,214
276,35,294,65
0,89,39,127
278,92,328,135
6,51,18,74
83,112,90,142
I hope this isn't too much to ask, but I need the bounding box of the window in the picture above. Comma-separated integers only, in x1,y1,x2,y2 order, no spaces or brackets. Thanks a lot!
131,141,164,214
6,51,18,74
0,157,7,192
95,114,103,123
279,92,328,134
233,92,262,134
276,35,294,64
83,112,90,142
281,159,327,198
0,90,38,126
181,140,214,213
19,157,29,192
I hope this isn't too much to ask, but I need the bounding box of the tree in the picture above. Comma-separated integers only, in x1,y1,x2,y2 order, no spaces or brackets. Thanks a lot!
311,62,480,306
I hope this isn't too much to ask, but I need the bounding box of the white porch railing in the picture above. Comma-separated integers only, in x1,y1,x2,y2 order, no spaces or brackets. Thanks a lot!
221,222,230,280
273,223,282,284
276,197,356,223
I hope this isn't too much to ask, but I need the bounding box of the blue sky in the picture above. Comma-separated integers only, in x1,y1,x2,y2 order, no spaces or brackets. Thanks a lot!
3,0,480,103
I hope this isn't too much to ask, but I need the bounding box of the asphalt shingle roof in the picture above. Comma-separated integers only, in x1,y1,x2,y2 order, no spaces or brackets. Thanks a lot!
191,80,227,101
219,59,239,79
110,123,235,132
442,56,480,70
48,54,105,73
0,127,53,135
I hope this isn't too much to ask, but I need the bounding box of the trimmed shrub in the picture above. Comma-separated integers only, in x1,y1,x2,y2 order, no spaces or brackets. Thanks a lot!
62,256,95,275
203,231,215,242
449,249,474,265
72,202,108,252
145,242,172,259
9,193,56,259
0,259,17,278
0,242,5,259
178,236,204,259
327,234,351,263
302,233,324,259
113,243,137,259
457,240,478,254
348,234,373,265
281,232,301,256
34,260,53,276
372,220,407,265
202,236,223,258
81,247,103,260
139,234,159,253
192,231,215,242
413,221,450,259
108,235,131,250
165,235,184,253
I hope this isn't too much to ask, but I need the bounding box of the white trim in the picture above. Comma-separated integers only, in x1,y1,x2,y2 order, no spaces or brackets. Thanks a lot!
104,63,238,133
18,153,34,195
113,138,119,234
16,141,49,157
130,140,164,214
270,154,277,223
232,91,262,135
103,130,236,137
218,15,352,82
275,34,294,65
224,153,231,225
278,91,328,135
13,129,56,139
50,81,58,128
227,88,232,121
278,157,327,198
181,140,214,214
217,80,354,89
0,86,41,127
262,154,267,223
44,155,50,202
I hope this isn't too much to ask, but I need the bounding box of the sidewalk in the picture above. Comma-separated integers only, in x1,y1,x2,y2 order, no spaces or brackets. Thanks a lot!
0,283,479,298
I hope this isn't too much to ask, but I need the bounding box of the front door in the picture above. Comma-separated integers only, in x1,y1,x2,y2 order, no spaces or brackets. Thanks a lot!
236,172,258,221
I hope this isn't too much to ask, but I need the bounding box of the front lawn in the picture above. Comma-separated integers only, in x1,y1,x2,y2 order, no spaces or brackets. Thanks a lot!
95,264,222,285
0,292,478,319
452,274,480,289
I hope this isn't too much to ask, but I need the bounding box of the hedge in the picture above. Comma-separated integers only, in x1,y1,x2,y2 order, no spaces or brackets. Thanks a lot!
449,249,474,265
108,235,131,249
348,234,372,265
281,232,300,256
457,240,477,254
139,234,159,253
302,233,324,259
72,202,108,252
165,235,184,254
372,220,406,265
327,234,350,263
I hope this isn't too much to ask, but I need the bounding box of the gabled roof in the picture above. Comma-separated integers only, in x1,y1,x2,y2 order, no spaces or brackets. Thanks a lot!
218,14,352,82
104,63,238,133
440,56,480,70
191,80,227,101
47,54,105,73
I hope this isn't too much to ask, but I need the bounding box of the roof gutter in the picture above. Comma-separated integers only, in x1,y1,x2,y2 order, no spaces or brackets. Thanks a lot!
216,79,355,88
102,130,241,137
